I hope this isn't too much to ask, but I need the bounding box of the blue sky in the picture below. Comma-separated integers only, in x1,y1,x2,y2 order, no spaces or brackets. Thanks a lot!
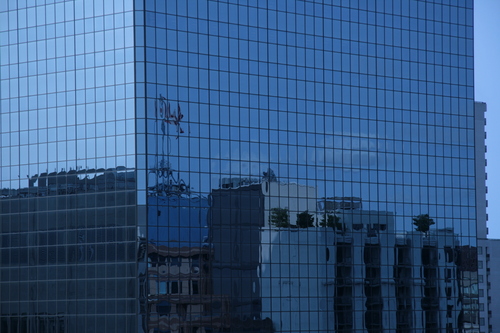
475,0,500,238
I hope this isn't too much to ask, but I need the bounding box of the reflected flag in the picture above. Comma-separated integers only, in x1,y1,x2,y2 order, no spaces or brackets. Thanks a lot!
157,97,185,138
165,103,184,138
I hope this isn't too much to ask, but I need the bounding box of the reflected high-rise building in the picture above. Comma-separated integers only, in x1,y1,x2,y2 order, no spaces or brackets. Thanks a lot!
1,1,478,332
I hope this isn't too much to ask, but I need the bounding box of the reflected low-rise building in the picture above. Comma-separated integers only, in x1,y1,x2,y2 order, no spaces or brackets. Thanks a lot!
1,168,138,331
146,244,229,333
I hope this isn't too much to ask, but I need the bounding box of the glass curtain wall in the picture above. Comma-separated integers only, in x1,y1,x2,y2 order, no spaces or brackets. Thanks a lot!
0,0,478,332
139,1,477,333
0,0,138,332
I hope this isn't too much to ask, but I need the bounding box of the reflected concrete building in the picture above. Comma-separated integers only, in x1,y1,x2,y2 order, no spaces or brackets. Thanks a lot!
207,180,474,333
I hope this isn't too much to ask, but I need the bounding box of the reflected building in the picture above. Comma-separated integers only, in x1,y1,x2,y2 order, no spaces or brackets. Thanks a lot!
209,181,271,332
146,165,227,333
146,243,227,333
208,180,473,333
1,1,478,332
1,168,138,331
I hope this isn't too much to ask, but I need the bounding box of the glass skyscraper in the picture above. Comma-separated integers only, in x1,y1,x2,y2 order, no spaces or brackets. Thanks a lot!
1,1,478,332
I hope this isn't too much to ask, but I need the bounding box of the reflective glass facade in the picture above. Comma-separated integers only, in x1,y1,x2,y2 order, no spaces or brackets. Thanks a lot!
1,1,478,332
1,0,138,331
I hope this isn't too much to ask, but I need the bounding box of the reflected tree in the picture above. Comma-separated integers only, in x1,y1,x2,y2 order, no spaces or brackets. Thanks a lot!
262,168,278,182
296,210,315,228
320,214,343,231
269,207,290,228
412,214,435,236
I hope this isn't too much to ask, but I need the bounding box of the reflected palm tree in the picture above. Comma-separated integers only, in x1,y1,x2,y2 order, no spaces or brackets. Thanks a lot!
412,214,435,237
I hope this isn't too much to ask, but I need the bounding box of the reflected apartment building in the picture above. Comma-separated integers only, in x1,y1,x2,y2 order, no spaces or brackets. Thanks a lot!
208,180,477,332
1,1,478,332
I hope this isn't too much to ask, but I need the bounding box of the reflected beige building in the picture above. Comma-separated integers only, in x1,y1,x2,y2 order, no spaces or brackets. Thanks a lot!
147,244,230,333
